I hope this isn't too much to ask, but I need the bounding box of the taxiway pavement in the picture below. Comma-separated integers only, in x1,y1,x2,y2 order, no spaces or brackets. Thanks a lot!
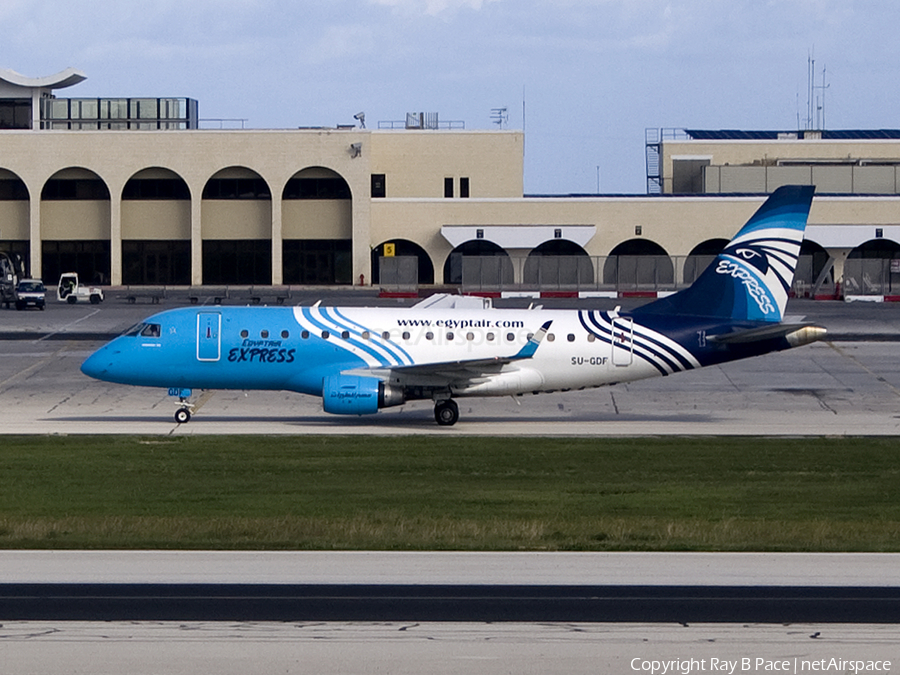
1,296,898,435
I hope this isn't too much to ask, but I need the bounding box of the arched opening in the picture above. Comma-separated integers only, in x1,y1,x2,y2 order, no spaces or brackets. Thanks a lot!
844,238,900,295
603,239,673,289
0,168,30,277
282,167,352,285
683,238,728,284
122,168,191,285
41,168,111,285
443,240,513,286
793,239,832,294
372,240,435,285
524,239,593,288
202,167,272,285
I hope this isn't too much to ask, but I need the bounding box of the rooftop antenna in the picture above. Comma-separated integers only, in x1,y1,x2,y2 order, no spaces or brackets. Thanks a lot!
815,64,829,130
806,49,815,130
490,107,508,129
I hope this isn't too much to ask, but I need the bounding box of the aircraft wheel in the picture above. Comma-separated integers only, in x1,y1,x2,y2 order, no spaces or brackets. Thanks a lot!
434,399,459,426
174,407,191,424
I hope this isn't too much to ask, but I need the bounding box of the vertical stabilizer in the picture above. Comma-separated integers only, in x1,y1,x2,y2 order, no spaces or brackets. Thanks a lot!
633,185,815,322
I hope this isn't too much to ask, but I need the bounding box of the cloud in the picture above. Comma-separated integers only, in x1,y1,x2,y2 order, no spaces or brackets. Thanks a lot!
369,0,498,16
299,25,379,65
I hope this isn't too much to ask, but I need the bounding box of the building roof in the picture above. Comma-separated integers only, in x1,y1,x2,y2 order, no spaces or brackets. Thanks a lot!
683,129,900,141
0,67,86,91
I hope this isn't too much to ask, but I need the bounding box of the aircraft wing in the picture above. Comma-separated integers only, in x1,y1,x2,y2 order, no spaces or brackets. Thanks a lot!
343,320,552,385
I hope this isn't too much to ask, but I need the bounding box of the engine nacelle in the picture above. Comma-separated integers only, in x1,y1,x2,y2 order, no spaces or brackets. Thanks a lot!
322,375,405,415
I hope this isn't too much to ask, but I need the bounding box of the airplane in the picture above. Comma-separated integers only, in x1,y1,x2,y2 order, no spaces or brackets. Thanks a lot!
81,185,825,426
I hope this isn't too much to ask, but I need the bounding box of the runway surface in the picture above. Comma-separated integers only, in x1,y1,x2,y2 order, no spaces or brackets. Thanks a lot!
4,551,899,623
3,621,895,675
1,296,899,435
3,551,899,672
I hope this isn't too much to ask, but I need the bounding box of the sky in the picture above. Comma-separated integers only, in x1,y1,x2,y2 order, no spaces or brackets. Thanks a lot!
2,0,898,194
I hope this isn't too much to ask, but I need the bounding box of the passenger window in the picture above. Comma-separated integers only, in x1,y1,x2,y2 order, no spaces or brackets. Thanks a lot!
546,333,555,342
281,330,289,339
362,331,370,340
425,331,434,340
321,330,330,339
446,331,454,341
140,323,161,338
402,331,410,340
567,334,575,342
487,332,495,342
301,330,309,339
240,330,249,338
342,331,350,339
466,332,474,341
506,332,515,342
382,331,390,340
587,334,596,343
261,330,269,338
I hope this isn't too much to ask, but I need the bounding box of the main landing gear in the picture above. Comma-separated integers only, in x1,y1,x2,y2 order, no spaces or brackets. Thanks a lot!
434,399,459,426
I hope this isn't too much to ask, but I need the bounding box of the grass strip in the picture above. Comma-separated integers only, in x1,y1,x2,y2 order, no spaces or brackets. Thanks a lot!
0,435,898,551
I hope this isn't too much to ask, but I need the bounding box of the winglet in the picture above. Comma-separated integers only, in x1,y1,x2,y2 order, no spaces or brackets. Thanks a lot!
511,321,552,360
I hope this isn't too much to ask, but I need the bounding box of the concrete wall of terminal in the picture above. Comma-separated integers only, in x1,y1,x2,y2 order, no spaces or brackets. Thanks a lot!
0,128,898,291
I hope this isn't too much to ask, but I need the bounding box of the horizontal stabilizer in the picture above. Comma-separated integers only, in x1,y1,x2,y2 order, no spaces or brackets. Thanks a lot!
709,323,827,346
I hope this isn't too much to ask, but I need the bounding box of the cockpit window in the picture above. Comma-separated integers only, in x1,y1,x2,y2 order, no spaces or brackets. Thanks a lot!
140,323,161,338
123,323,145,337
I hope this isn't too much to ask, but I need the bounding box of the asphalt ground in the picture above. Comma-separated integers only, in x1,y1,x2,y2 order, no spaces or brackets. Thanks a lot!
0,294,898,434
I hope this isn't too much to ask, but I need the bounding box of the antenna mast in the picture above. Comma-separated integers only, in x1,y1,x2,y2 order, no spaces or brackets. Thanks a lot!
815,64,829,130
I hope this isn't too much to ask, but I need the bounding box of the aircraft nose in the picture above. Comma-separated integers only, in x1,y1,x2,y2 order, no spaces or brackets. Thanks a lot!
81,347,114,381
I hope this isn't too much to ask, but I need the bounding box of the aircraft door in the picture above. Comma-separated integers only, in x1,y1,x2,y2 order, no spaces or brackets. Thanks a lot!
197,311,221,361
611,317,634,367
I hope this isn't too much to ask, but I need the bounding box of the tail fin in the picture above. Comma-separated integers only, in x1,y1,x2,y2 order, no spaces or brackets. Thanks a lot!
633,185,815,323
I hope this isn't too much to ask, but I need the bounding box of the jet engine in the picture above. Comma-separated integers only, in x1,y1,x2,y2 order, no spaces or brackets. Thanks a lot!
322,375,405,415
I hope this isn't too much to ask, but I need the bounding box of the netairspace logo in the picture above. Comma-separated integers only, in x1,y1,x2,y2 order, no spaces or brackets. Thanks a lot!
629,657,892,675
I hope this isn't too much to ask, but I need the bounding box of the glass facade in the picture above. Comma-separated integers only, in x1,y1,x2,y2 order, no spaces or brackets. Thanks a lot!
42,240,111,286
203,240,272,285
0,100,32,129
40,97,198,130
283,240,352,285
123,241,191,285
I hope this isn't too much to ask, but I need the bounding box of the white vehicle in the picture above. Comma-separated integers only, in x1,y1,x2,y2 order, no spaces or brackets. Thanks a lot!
57,273,104,305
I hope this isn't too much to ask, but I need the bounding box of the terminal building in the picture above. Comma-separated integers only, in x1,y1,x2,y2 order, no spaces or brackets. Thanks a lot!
1,67,899,297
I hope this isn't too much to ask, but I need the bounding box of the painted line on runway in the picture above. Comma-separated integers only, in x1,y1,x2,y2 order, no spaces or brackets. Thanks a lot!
33,308,103,343
827,341,900,399
0,347,67,390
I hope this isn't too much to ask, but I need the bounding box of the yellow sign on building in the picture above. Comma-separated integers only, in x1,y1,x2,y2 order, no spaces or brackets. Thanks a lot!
384,243,395,257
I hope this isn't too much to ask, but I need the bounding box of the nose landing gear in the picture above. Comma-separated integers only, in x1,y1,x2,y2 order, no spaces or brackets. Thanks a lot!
169,388,215,424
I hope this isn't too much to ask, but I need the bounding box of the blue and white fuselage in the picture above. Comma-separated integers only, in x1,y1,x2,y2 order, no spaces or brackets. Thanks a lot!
81,186,826,425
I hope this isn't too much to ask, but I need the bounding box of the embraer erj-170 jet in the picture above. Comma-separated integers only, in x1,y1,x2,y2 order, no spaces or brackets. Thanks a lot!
82,185,825,426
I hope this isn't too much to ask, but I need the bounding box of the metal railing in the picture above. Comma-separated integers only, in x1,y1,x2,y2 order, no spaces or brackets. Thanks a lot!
842,259,900,296
459,255,836,296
